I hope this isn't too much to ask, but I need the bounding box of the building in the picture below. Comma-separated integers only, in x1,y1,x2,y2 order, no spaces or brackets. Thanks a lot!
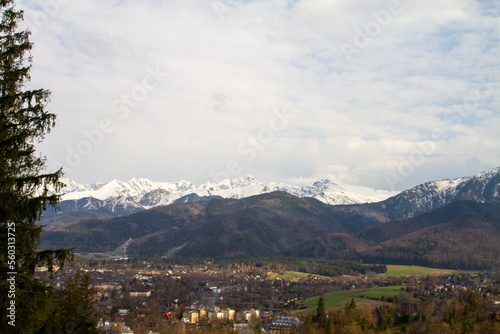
182,310,199,324
233,323,252,334
98,321,134,334
265,316,302,333
224,309,236,321
208,311,217,322
129,290,151,298
244,309,260,321
119,309,129,316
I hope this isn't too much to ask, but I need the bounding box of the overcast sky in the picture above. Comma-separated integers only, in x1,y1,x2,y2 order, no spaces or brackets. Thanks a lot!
18,0,500,190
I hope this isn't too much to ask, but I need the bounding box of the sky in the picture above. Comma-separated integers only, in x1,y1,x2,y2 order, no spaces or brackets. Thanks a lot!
17,0,500,190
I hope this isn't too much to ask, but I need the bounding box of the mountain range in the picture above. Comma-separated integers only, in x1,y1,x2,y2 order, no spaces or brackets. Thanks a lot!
41,175,399,226
54,175,398,205
43,167,500,224
40,167,500,269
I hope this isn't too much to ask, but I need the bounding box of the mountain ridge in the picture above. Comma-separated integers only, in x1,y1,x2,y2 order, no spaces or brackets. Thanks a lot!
42,167,500,228
349,167,500,220
42,175,399,222
55,175,398,205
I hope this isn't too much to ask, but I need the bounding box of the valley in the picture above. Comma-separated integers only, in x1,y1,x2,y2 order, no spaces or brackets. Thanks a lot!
37,167,500,333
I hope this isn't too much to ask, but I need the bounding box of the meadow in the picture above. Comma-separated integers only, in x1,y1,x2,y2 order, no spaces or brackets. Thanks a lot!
378,265,456,278
295,285,408,314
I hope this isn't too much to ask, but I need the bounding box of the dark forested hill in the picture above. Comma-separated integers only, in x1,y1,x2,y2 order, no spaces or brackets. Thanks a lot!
359,201,500,269
286,201,500,269
40,191,379,258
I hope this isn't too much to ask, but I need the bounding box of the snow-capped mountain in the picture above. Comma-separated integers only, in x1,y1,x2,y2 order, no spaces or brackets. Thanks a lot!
57,177,194,202
46,175,398,217
368,167,500,220
298,179,400,205
45,167,500,221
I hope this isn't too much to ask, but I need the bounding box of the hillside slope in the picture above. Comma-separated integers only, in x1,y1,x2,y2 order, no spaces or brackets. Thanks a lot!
359,201,500,269
40,191,380,258
286,201,500,269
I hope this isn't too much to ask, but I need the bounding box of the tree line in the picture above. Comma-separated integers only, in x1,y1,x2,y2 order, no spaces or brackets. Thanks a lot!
303,290,500,333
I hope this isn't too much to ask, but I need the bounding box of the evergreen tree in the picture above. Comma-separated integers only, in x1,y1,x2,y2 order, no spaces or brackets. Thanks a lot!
0,0,74,332
345,298,356,311
315,296,327,329
40,271,99,334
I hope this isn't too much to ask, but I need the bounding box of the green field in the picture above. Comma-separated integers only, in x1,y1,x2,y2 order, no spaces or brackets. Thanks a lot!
295,285,408,314
272,271,332,281
378,265,455,278
284,265,464,315
275,265,456,281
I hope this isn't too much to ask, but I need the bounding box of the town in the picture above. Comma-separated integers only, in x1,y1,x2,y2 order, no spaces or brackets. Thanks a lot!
36,258,500,333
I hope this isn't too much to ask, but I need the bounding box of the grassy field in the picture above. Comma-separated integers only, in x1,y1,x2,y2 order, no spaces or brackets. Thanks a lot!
272,271,332,281
282,265,465,315
274,265,456,281
377,265,456,278
294,285,408,315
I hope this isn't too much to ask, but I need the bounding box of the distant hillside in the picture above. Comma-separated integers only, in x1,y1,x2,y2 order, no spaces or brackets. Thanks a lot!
172,193,222,204
40,191,380,258
286,201,500,270
359,201,500,269
42,197,142,219
41,210,119,230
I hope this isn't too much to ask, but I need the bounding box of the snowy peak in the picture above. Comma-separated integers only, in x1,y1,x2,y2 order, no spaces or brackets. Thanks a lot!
298,178,399,205
58,177,193,202
58,178,105,193
407,167,500,203
199,176,262,192
55,175,397,211
375,167,500,220
138,189,172,207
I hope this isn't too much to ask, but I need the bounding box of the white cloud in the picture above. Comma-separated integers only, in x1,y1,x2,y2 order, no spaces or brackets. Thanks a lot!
15,0,500,190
